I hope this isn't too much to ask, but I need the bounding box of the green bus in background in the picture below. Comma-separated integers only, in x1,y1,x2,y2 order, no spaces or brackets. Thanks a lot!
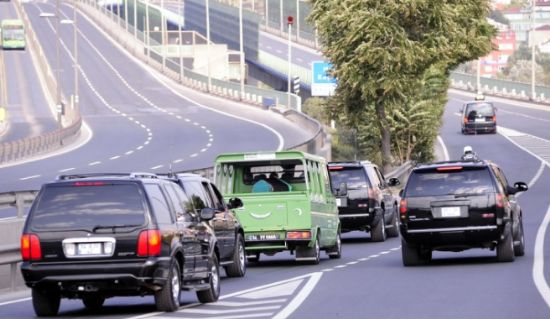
214,151,342,264
1,19,26,50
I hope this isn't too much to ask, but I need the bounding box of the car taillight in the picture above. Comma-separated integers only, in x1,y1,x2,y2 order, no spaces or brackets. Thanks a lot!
287,231,311,239
495,194,504,208
492,115,496,122
137,230,161,257
463,117,468,124
399,199,407,215
21,234,42,261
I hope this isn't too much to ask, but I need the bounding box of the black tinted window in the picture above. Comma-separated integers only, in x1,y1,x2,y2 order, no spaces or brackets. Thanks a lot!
30,183,146,230
329,167,369,190
145,184,173,224
406,167,495,197
465,103,495,117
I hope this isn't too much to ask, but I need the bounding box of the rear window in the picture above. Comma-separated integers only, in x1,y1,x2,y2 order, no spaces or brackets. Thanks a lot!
29,183,147,231
405,167,495,197
328,167,369,190
465,102,495,117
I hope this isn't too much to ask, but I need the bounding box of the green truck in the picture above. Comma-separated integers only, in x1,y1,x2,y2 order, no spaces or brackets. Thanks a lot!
214,151,341,264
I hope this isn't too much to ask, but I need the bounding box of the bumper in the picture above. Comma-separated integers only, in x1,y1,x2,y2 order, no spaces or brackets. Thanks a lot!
21,257,171,294
463,122,496,133
400,224,503,248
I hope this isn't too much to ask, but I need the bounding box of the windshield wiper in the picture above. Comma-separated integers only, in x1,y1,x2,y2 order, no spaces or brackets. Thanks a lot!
92,224,142,233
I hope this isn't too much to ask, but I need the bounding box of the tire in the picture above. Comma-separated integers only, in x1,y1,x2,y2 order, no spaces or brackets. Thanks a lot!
401,239,422,266
371,214,387,242
497,223,515,262
386,209,399,238
32,288,61,317
514,219,525,257
327,230,342,259
82,294,105,310
197,254,220,303
154,259,181,312
225,234,246,277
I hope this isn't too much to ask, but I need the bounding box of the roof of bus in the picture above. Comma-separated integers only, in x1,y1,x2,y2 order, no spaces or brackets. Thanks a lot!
215,150,326,163
1,19,24,26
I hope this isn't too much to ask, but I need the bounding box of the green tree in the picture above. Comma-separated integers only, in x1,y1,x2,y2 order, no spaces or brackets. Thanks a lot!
308,0,496,172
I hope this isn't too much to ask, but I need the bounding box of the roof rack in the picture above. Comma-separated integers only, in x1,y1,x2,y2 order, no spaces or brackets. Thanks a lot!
56,173,130,180
56,172,160,180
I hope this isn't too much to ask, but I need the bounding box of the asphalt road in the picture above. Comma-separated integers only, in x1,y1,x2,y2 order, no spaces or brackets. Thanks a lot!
0,1,57,142
0,1,312,194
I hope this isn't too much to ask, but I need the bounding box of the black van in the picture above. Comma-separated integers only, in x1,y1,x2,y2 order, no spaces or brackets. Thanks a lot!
461,100,497,134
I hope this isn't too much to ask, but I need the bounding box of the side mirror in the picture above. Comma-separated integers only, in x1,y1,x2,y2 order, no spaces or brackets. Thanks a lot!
337,182,348,197
200,207,216,221
228,197,243,209
514,182,528,193
388,177,400,187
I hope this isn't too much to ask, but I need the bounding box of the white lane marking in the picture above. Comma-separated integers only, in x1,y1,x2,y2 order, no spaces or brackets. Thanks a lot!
190,153,198,157
58,168,75,173
20,175,41,180
322,268,334,272
272,272,323,319
369,254,380,258
214,299,287,307
346,261,358,265
150,165,163,170
179,305,280,314
380,251,390,255
437,135,450,161
0,297,31,307
334,265,347,269
88,161,101,166
533,205,550,309
87,19,285,152
173,159,183,163
110,155,120,160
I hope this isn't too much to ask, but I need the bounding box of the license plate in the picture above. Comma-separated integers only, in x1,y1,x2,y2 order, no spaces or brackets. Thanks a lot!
77,243,102,255
247,234,280,241
441,207,461,218
475,118,485,123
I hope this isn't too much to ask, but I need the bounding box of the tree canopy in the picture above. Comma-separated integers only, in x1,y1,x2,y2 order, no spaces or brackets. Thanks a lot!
308,0,496,171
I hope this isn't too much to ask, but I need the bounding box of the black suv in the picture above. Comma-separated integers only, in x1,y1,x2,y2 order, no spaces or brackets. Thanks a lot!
328,161,401,242
20,173,221,316
399,159,528,266
461,99,497,134
166,173,246,277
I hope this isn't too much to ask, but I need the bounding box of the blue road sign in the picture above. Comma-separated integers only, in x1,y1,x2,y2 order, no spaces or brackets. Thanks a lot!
311,61,337,96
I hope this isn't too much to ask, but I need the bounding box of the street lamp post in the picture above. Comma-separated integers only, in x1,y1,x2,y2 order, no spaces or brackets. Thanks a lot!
55,0,62,127
239,0,244,100
531,0,536,100
287,15,293,108
206,0,211,92
73,0,79,118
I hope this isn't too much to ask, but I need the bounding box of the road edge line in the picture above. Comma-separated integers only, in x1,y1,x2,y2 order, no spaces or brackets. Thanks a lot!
533,205,550,309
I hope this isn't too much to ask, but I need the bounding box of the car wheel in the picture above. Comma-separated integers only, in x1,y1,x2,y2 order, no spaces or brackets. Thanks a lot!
514,219,525,257
82,294,105,310
327,230,342,259
32,288,60,317
371,215,386,242
225,233,246,277
497,223,515,262
154,259,181,312
386,209,399,238
197,254,220,303
401,238,422,267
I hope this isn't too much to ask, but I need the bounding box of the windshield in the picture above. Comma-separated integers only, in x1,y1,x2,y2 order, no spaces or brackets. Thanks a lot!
465,102,495,117
30,183,146,231
406,167,495,197
329,167,369,190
